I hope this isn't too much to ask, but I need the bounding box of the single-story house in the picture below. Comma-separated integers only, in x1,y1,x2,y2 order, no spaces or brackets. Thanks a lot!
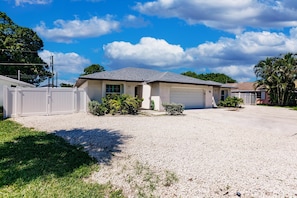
228,82,269,105
75,67,231,111
0,75,35,106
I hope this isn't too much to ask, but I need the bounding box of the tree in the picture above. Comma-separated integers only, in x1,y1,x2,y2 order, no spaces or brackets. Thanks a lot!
81,64,105,76
254,53,297,106
0,12,50,85
181,71,236,83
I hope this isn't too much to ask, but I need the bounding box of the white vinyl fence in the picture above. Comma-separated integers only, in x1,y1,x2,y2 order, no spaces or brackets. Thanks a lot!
231,92,257,105
3,86,87,118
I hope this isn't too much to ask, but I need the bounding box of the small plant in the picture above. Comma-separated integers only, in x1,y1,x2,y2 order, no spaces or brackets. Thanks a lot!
89,94,143,116
162,103,184,115
150,100,155,110
163,170,179,187
219,96,243,108
88,100,107,116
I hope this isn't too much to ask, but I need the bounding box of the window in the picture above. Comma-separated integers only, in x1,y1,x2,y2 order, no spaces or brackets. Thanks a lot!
256,91,266,99
106,84,121,94
221,90,225,100
256,92,261,99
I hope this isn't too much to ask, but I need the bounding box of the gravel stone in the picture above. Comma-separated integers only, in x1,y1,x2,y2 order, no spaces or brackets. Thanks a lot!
12,106,297,197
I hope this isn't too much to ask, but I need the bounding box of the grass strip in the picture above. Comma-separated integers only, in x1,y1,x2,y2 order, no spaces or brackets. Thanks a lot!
0,120,123,198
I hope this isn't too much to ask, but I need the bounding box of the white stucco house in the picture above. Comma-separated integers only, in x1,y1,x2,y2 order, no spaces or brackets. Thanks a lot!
0,75,35,106
75,67,231,111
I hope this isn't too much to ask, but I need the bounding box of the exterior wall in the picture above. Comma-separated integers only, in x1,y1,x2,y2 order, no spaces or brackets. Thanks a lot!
150,83,161,110
142,84,151,109
86,80,102,102
151,83,213,111
0,79,34,106
256,91,270,105
232,91,270,105
220,88,230,101
85,80,144,102
213,87,220,105
101,81,142,97
205,86,214,107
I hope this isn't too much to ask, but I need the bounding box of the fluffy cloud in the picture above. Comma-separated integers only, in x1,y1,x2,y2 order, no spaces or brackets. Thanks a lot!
134,0,297,33
103,29,297,81
186,31,297,67
104,37,193,68
39,50,91,75
212,65,255,82
15,0,52,6
35,16,120,43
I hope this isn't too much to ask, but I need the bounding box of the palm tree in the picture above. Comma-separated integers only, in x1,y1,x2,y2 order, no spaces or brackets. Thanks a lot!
254,53,297,106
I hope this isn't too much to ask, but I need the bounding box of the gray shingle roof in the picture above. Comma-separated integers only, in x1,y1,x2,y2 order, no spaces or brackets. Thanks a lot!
78,67,223,86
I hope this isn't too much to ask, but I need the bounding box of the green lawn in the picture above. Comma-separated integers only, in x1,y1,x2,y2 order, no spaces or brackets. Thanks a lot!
0,120,123,198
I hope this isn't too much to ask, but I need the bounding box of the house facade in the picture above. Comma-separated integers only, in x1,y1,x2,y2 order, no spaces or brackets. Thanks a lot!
0,75,35,106
228,82,270,105
75,67,231,111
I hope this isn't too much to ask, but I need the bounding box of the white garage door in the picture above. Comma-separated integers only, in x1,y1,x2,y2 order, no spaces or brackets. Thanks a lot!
170,88,205,109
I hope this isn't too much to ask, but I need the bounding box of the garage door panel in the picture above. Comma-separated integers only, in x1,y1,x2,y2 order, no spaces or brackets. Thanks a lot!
170,88,205,109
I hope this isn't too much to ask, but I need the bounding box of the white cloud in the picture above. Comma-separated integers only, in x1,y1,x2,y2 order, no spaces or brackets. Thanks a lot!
103,29,297,81
35,16,120,43
39,50,91,75
212,65,255,82
134,0,297,33
186,31,296,67
122,15,150,28
15,0,52,6
104,37,193,67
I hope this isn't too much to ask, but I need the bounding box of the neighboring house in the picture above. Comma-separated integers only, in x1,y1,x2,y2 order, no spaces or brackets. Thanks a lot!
75,67,231,110
0,75,35,106
228,82,269,105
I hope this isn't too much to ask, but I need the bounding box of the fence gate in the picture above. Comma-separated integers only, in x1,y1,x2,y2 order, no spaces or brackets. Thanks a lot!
3,86,87,118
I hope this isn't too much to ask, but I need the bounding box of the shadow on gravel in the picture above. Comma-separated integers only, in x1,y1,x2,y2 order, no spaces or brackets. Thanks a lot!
54,128,131,164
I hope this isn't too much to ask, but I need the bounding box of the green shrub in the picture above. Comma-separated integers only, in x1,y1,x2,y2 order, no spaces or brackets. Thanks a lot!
89,94,143,116
88,100,107,116
219,96,243,107
162,103,184,115
150,100,155,110
122,95,142,115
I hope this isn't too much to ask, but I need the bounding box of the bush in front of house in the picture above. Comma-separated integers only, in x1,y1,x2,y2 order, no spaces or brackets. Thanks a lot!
219,96,244,108
88,100,107,116
162,103,184,115
89,94,143,116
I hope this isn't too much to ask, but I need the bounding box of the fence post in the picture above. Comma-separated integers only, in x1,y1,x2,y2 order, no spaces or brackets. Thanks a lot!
73,87,78,113
46,87,50,116
84,88,88,112
3,86,7,118
14,87,19,117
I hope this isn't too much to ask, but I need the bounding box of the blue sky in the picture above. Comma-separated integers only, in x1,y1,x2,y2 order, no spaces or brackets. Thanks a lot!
2,0,297,85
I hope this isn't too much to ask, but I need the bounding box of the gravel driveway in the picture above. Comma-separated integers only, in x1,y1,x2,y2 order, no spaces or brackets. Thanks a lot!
13,106,297,197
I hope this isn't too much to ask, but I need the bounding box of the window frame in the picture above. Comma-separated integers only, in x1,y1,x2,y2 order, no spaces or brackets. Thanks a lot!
106,84,122,95
221,90,225,101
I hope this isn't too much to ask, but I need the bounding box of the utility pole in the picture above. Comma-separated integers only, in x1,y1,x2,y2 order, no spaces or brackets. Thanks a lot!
50,55,54,88
56,72,58,87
